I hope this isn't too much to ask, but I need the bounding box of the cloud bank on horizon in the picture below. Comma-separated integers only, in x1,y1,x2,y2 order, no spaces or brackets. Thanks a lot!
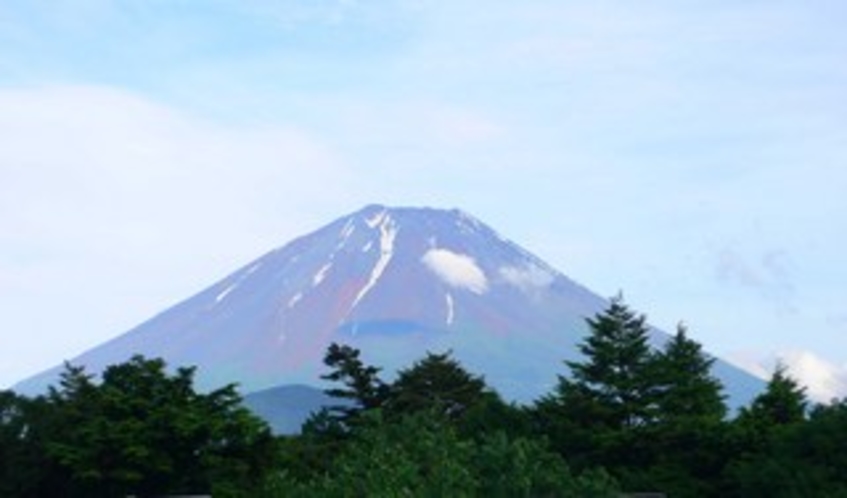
0,1,845,389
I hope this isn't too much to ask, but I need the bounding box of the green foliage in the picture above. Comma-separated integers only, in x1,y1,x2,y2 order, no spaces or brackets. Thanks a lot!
10,298,847,497
741,362,808,427
732,362,810,463
533,297,742,495
2,356,276,497
266,410,620,497
535,295,660,474
386,350,491,421
0,390,43,496
293,344,621,497
726,394,847,497
565,294,657,430
319,343,389,427
474,431,618,497
652,323,727,423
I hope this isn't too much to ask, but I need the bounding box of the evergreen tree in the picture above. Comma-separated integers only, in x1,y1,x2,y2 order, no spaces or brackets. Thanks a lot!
386,350,491,421
653,323,727,423
726,394,846,497
319,343,388,426
8,356,276,497
740,362,808,428
564,294,657,430
268,410,621,498
0,390,39,496
623,324,731,497
533,295,660,478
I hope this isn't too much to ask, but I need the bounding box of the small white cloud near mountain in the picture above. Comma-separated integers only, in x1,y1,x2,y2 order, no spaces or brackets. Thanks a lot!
729,349,847,403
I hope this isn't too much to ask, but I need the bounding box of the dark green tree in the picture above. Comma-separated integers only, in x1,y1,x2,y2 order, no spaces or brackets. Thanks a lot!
653,323,727,423
16,356,276,497
723,363,813,495
726,399,847,497
533,295,660,479
0,390,43,496
741,362,808,427
474,430,619,498
386,350,492,421
267,410,620,498
565,294,657,430
319,343,388,425
621,324,731,497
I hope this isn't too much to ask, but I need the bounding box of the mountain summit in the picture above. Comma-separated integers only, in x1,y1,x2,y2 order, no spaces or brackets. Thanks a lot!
16,205,762,405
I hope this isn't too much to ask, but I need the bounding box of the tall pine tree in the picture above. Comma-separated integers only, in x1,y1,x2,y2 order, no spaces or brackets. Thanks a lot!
743,362,808,426
564,294,657,430
653,323,727,424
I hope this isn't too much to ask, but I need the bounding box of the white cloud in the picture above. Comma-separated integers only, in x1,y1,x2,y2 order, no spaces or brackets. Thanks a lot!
499,264,554,292
729,349,847,403
0,85,353,386
0,84,350,251
421,248,487,294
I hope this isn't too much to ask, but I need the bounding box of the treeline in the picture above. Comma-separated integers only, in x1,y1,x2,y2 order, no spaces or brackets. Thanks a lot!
3,296,847,496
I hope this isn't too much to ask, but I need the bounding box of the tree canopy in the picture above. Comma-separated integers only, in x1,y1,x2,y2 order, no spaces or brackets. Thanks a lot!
1,356,275,498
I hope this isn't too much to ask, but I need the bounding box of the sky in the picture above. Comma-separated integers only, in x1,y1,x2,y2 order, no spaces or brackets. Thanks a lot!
1,1,845,389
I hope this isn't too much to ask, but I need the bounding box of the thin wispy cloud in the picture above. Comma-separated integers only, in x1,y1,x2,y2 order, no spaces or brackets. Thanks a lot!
716,249,797,314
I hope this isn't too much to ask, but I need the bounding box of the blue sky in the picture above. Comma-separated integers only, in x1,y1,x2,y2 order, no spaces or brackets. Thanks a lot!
1,1,845,388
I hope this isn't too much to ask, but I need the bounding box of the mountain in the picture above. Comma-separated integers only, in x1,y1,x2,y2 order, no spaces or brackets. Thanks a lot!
15,204,763,412
242,384,339,435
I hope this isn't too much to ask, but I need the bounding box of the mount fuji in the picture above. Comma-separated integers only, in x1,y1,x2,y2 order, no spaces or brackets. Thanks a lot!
16,205,763,416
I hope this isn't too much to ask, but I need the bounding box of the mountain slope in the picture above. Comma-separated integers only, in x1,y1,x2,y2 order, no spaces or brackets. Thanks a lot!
16,205,763,408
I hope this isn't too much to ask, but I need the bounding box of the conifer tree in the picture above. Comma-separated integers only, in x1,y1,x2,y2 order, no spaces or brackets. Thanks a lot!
741,362,808,427
387,351,491,421
653,323,727,423
319,343,389,425
634,324,730,497
563,294,657,430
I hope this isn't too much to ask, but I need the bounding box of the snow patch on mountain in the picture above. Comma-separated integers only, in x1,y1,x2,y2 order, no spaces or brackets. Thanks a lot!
287,292,303,309
422,248,488,294
351,213,398,309
340,219,355,241
215,261,265,304
215,284,237,303
366,208,388,228
500,263,554,292
456,209,483,234
313,262,332,286
445,293,455,325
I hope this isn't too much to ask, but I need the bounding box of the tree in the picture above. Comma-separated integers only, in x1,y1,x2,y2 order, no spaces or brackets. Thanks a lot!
13,356,276,497
0,390,42,496
617,324,731,497
560,294,657,430
319,343,388,426
386,350,492,421
742,362,808,426
533,295,660,480
652,323,726,424
726,399,847,497
571,295,657,429
268,410,620,498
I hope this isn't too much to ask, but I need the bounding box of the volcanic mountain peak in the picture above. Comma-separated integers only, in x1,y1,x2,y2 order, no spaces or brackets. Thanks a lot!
15,205,764,410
